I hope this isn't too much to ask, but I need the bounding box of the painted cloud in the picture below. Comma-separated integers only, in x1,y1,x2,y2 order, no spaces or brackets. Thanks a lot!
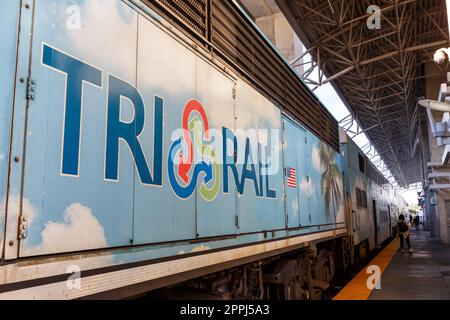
21,201,108,257
300,179,313,197
311,144,322,171
2,197,115,279
38,203,107,253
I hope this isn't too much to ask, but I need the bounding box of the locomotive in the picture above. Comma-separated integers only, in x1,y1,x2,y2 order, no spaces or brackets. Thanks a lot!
0,0,407,299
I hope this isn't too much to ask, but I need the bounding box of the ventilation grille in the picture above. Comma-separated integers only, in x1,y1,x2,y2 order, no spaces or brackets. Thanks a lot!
152,0,209,37
143,0,339,151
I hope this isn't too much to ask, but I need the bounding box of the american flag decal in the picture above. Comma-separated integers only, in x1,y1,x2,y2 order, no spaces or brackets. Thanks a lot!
286,167,297,188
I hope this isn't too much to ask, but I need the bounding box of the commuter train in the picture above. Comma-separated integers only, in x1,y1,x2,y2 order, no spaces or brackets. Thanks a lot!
0,0,407,299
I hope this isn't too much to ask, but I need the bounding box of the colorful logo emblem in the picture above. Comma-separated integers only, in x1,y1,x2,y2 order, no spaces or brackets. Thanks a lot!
168,100,221,201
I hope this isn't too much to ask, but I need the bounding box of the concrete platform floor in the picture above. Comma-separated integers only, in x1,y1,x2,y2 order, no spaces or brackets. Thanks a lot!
369,229,450,300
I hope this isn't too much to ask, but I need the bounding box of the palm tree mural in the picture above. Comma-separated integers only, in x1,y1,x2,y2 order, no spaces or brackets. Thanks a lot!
319,142,342,223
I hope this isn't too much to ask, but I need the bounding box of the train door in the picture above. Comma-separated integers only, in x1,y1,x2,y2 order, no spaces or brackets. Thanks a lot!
194,65,238,238
307,133,329,228
234,81,285,234
133,14,208,244
372,199,378,245
282,117,309,229
0,0,21,260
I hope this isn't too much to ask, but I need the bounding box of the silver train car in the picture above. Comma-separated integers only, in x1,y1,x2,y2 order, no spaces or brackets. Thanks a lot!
0,0,407,299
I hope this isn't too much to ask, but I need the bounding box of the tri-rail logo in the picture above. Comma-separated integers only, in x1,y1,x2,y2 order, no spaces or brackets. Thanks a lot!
168,100,222,201
41,44,278,200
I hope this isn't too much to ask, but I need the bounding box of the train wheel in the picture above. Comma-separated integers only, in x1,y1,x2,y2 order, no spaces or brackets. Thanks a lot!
314,249,335,287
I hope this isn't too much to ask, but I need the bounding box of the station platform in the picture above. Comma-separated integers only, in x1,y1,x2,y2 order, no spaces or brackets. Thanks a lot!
334,229,450,300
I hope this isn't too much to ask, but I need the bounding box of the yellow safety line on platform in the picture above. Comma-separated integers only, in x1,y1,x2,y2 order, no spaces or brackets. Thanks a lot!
333,238,399,300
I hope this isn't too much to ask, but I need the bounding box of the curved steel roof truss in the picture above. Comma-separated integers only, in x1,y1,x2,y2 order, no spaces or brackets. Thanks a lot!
276,0,450,186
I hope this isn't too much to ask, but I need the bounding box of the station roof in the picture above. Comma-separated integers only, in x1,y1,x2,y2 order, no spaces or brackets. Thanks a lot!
275,0,450,187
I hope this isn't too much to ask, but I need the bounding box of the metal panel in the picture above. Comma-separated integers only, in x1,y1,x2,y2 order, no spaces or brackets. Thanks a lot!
18,0,139,257
194,55,238,238
132,13,238,244
133,14,197,244
282,118,310,229
306,134,325,227
234,80,285,233
307,132,343,229
3,0,35,260
0,0,21,258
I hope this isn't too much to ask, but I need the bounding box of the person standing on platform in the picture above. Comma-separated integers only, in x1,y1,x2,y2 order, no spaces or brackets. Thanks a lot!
398,214,413,254
413,215,420,231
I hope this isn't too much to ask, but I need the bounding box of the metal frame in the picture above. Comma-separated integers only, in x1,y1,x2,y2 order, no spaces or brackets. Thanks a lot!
276,0,450,187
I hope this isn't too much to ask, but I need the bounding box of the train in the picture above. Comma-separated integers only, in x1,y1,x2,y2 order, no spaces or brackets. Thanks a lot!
0,0,408,299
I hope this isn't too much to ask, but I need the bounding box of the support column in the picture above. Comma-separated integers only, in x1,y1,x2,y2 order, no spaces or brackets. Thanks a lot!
424,65,450,244
240,0,304,75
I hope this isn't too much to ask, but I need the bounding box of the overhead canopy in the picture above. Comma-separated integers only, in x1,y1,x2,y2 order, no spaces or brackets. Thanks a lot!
275,0,450,187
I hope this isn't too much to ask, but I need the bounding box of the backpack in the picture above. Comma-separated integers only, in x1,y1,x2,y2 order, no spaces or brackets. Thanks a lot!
398,221,409,236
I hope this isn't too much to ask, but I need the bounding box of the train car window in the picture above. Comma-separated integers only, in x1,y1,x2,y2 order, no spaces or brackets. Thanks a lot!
356,188,362,208
380,210,388,222
358,154,365,173
361,190,368,208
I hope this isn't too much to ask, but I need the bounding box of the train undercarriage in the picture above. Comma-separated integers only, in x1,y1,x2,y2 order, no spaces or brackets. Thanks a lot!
141,237,358,300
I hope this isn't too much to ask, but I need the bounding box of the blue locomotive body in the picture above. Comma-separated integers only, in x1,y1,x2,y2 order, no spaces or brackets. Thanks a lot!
0,0,406,299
